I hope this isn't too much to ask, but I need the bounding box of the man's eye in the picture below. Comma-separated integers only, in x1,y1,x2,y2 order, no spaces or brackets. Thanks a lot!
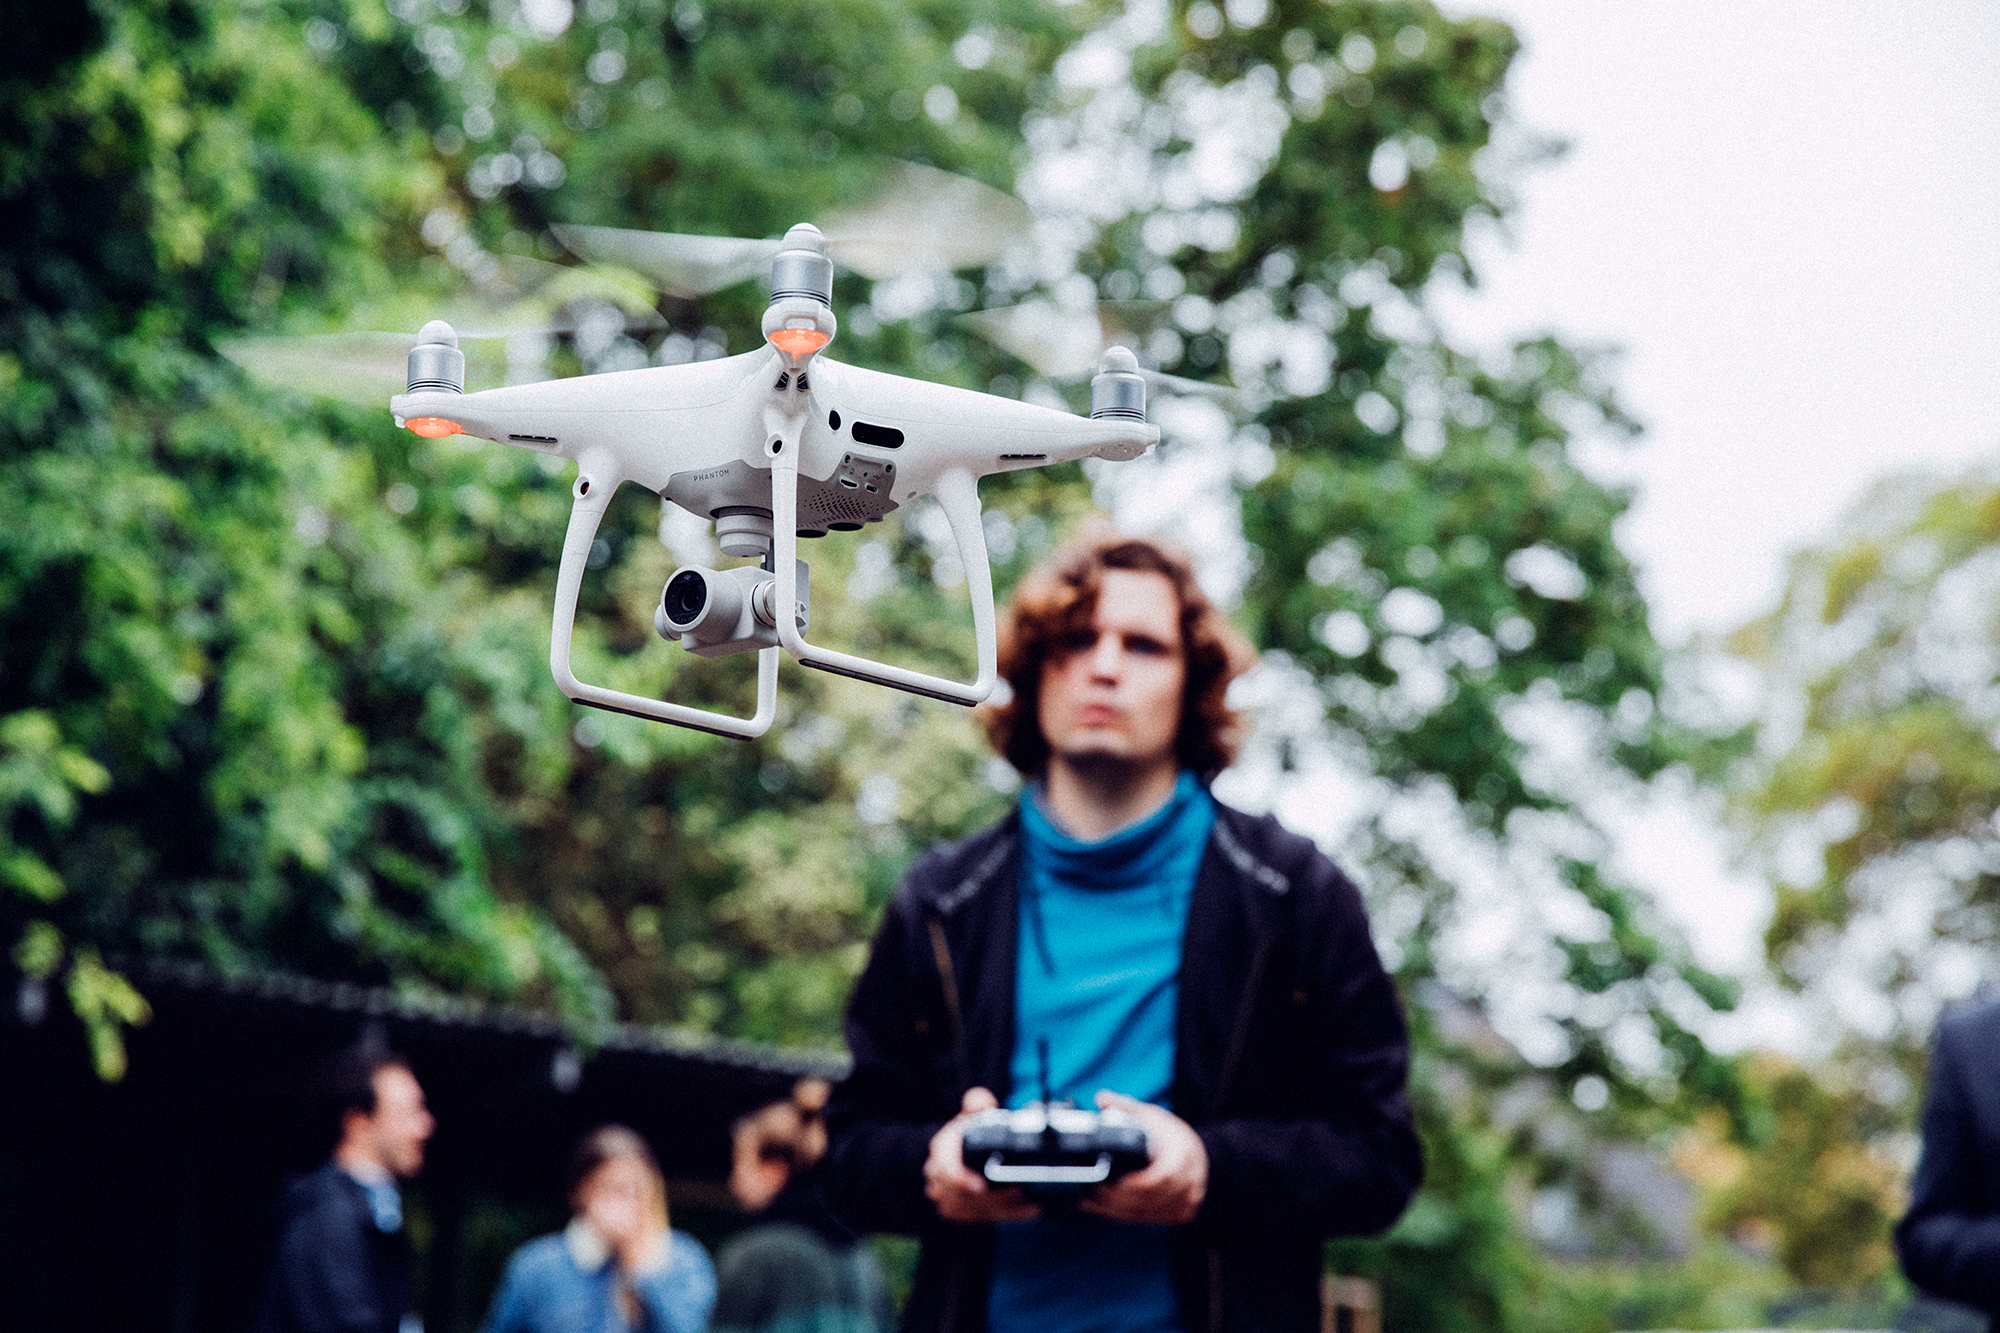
1059,630,1098,653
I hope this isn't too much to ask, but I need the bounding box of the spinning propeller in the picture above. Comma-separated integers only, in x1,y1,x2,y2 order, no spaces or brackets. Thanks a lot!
550,161,1033,298
957,299,1239,404
224,162,1030,409
218,254,662,405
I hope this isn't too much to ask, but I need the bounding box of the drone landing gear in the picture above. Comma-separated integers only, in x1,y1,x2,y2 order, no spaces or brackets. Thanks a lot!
765,413,998,708
546,413,997,741
549,467,781,739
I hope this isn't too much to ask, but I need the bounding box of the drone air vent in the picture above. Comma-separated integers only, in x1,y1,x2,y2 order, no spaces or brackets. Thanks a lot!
803,489,879,524
850,421,904,449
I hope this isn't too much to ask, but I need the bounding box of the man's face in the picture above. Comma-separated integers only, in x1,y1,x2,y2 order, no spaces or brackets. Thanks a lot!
362,1065,434,1179
1036,568,1187,776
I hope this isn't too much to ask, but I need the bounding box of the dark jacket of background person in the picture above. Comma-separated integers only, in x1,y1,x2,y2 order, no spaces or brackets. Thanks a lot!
721,1081,889,1333
824,803,1423,1333
253,1163,412,1333
711,1220,881,1333
1899,998,2000,1321
751,1173,890,1329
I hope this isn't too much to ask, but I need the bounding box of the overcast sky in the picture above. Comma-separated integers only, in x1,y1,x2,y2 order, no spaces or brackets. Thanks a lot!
1419,0,2000,1041
1435,0,2000,647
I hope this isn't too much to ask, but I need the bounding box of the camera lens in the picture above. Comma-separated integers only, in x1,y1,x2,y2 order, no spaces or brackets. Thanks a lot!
663,570,708,626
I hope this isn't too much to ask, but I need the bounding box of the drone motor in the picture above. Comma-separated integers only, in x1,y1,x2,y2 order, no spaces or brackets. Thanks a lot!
767,224,834,306
405,320,466,394
1089,346,1146,421
401,321,468,438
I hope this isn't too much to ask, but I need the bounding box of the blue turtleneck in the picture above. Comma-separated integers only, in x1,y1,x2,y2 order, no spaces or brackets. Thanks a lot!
988,771,1215,1333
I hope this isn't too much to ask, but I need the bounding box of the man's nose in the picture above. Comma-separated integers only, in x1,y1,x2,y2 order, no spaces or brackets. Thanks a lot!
1086,633,1122,677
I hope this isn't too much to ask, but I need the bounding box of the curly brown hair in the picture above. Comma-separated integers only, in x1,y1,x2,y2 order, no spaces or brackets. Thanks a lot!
979,523,1257,782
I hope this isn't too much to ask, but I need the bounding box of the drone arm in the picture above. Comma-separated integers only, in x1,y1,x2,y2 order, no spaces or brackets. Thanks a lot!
766,419,997,707
550,467,779,739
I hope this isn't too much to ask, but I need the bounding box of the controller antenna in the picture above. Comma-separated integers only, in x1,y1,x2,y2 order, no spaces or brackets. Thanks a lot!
1037,1037,1057,1149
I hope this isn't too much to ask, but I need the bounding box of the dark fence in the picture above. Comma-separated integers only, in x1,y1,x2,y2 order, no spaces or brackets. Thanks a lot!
0,963,848,1333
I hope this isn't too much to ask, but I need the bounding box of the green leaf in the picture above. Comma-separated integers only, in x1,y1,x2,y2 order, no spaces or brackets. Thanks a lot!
12,920,64,979
65,950,152,1082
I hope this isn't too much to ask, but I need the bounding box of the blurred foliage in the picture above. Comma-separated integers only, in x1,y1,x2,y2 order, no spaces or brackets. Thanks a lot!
1330,1066,1537,1330
1732,468,2000,1062
1718,427,2000,1333
1523,1242,1908,1333
1093,3,1748,1324
3,0,1765,1327
1675,1053,1903,1295
1,0,1066,1059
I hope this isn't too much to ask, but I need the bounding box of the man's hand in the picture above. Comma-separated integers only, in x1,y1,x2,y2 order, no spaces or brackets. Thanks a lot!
1080,1092,1207,1225
925,1087,1041,1224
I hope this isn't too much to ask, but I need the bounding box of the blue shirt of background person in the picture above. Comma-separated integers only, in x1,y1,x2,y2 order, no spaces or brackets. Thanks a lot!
987,771,1215,1333
482,1125,716,1333
483,1221,714,1333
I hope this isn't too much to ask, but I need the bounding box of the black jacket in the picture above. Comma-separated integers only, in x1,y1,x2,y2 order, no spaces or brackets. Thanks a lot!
824,802,1422,1333
253,1163,413,1333
1899,999,2000,1322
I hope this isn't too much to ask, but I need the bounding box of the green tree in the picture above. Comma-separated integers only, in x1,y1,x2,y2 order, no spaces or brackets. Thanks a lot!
3,0,469,1075
1682,1053,1904,1294
1716,464,2000,1318
1723,464,2000,1309
1036,6,1746,1327
1732,465,2000,1066
0,0,1068,1065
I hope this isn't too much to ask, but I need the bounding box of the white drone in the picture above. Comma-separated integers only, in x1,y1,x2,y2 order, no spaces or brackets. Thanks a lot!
388,223,1160,740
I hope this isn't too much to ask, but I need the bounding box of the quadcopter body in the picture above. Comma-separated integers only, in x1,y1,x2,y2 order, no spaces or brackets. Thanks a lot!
388,224,1159,740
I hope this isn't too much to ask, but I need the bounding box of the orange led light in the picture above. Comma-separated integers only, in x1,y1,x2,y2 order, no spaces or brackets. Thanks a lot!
767,327,832,357
406,417,464,439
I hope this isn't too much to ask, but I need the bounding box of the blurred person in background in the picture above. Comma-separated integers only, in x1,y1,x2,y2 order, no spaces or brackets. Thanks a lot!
710,1078,887,1333
480,1125,714,1333
255,1044,434,1333
1897,997,2000,1328
824,526,1422,1333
